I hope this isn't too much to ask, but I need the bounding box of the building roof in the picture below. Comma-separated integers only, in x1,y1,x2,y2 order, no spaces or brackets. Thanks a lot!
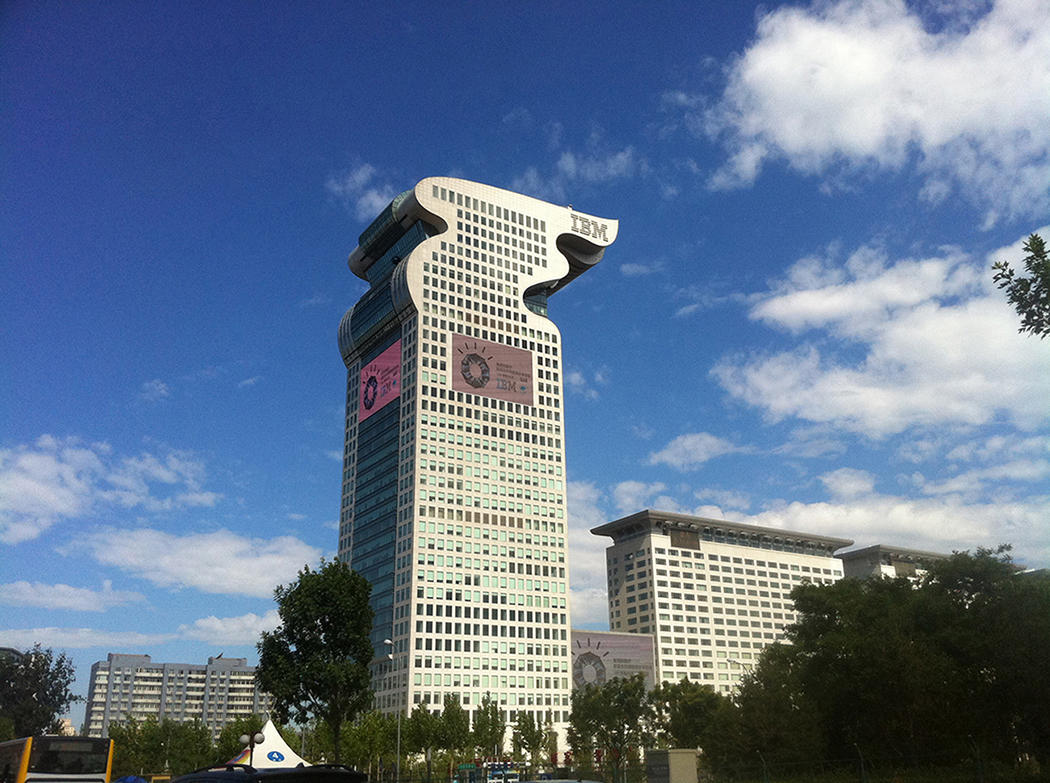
837,544,949,564
591,508,854,556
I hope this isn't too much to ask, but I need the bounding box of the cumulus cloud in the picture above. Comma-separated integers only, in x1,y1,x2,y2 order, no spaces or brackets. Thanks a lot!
0,436,222,544
648,432,744,470
0,580,145,611
699,0,1050,223
326,163,397,222
611,481,667,514
178,609,280,644
713,237,1050,437
72,527,321,598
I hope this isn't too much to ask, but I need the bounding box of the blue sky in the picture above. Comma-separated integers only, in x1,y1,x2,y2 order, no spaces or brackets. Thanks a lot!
2,0,1048,727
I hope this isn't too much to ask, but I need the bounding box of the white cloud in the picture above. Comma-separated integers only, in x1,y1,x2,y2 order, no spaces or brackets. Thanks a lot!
512,147,645,203
0,627,174,649
713,237,1050,437
73,527,321,598
740,492,1050,569
298,292,330,308
570,587,612,627
820,467,878,499
139,379,170,402
567,481,612,600
325,163,397,221
0,580,145,611
238,377,262,388
620,262,663,277
701,0,1050,222
566,368,608,401
648,432,743,470
693,488,752,511
178,610,280,644
0,437,226,543
611,481,667,514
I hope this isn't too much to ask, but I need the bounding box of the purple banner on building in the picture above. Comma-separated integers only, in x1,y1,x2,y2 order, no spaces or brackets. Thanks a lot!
359,340,401,422
452,336,533,405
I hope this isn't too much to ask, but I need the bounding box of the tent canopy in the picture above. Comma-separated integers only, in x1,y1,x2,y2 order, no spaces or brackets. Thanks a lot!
227,719,310,769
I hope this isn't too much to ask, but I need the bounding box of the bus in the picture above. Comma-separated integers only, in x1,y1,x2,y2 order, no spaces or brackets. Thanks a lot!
0,737,113,783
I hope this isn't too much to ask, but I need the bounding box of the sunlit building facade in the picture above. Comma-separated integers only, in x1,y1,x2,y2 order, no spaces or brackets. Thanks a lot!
84,653,271,740
593,510,852,692
337,177,617,737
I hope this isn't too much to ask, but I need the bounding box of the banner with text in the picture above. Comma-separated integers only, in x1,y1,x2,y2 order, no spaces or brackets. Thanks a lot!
451,336,533,405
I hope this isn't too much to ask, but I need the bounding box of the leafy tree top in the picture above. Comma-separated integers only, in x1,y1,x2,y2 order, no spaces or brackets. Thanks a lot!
993,233,1050,338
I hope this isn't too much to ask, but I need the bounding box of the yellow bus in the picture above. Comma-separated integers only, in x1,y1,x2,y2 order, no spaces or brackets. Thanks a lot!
0,737,113,783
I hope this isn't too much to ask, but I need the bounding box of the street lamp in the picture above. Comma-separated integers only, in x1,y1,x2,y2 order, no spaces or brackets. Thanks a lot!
240,731,265,767
383,639,401,783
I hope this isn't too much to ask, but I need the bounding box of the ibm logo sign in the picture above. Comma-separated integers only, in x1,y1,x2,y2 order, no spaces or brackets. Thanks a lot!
570,213,609,242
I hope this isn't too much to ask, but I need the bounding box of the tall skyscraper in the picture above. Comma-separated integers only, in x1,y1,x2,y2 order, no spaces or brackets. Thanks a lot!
337,177,617,735
592,510,852,692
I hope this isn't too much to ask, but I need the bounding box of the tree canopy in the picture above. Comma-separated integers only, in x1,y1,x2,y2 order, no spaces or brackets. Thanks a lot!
993,232,1050,338
107,716,213,777
0,645,80,738
256,559,375,764
704,547,1050,775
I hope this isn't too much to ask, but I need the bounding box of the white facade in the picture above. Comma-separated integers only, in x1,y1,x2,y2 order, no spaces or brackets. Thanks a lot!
84,653,271,740
337,178,617,739
593,510,853,692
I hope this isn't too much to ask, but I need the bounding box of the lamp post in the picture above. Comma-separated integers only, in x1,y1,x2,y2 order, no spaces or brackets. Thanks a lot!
383,638,401,783
240,731,265,767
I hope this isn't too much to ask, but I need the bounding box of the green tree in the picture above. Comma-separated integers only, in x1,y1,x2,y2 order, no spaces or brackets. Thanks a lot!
649,679,723,749
511,711,545,770
405,705,440,782
256,559,375,764
438,695,470,761
108,716,213,777
0,645,80,737
569,675,651,783
342,711,395,778
993,232,1050,338
214,714,266,766
471,693,505,758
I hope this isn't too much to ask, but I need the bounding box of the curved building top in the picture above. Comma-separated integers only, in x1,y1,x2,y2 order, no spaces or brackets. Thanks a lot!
339,176,618,366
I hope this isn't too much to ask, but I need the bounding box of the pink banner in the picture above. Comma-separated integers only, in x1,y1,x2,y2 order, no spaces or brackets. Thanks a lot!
452,336,534,405
359,340,402,422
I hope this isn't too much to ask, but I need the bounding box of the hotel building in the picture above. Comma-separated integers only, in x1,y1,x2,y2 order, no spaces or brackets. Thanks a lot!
84,653,271,740
592,510,853,692
337,177,617,734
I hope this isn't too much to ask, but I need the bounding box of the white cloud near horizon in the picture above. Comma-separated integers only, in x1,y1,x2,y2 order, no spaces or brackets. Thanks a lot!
698,0,1050,223
712,235,1050,437
0,436,222,544
71,528,322,598
0,580,145,612
0,627,175,650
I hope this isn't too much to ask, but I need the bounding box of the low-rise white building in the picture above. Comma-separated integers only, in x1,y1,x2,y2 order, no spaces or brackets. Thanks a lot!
592,509,852,692
85,653,271,740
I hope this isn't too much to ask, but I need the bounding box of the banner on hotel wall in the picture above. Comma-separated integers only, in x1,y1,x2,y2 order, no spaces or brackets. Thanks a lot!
359,340,401,422
452,336,533,405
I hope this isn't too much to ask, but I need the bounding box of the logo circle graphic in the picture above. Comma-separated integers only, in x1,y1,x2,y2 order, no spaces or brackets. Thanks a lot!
362,375,379,409
573,651,607,687
267,751,284,762
460,354,490,389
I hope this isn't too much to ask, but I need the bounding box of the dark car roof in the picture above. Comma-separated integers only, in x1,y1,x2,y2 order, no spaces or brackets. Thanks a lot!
172,764,367,783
